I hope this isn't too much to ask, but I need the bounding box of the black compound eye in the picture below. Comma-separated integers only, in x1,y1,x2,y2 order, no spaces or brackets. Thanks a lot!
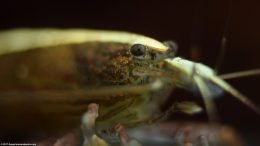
130,44,147,56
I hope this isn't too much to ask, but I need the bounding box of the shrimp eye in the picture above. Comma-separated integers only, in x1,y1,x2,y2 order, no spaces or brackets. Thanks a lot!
130,44,147,56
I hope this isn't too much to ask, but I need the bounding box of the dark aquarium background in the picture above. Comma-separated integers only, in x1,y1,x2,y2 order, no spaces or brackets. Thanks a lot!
0,0,259,145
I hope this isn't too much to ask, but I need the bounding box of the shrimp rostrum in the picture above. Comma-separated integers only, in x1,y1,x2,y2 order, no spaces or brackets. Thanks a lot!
0,28,259,142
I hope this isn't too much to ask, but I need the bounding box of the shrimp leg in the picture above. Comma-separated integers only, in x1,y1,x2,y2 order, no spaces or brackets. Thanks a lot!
115,123,142,146
81,103,109,146
198,135,210,146
194,64,260,122
194,75,219,122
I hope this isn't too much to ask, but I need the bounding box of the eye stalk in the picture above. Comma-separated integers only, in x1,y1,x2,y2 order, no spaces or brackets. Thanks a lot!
130,44,147,57
163,40,178,58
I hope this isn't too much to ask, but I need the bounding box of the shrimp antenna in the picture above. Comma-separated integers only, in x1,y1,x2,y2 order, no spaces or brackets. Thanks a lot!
214,0,233,74
214,0,260,79
219,69,260,80
208,75,260,114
